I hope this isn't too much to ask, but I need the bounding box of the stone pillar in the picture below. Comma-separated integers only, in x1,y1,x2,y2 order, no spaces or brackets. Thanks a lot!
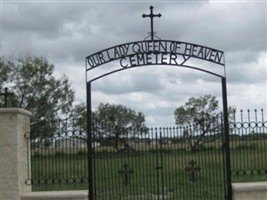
0,108,32,200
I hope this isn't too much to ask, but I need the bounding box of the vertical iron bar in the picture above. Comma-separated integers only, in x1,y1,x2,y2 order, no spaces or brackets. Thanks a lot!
240,110,245,173
221,113,226,199
4,87,8,107
25,133,31,185
155,128,160,199
160,128,164,200
150,16,154,41
221,77,232,200
262,109,267,174
87,81,94,200
247,110,251,173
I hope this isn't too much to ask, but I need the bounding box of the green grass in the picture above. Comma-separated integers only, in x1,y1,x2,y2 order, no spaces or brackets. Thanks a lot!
31,142,267,200
92,150,226,200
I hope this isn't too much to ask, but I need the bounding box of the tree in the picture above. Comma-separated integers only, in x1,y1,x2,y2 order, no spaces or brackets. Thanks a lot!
174,95,234,151
95,103,147,152
0,57,11,88
1,56,75,139
71,102,87,133
0,57,12,106
71,102,147,152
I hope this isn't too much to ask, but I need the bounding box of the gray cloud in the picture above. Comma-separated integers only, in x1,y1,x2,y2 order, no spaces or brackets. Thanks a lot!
93,70,164,95
1,1,266,126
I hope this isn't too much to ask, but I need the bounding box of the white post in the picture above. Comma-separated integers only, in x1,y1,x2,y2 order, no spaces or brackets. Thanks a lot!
0,108,32,200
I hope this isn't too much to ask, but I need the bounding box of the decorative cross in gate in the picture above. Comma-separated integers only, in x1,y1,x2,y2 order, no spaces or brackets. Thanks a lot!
142,6,161,41
118,163,134,186
0,87,14,107
184,160,201,182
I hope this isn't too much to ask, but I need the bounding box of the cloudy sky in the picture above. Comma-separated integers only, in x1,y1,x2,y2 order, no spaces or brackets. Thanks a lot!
1,0,266,126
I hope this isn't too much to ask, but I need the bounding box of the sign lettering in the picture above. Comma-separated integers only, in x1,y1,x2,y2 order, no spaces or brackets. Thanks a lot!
86,40,224,70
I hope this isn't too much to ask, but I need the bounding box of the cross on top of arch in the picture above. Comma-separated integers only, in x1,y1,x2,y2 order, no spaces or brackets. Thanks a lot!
142,6,161,40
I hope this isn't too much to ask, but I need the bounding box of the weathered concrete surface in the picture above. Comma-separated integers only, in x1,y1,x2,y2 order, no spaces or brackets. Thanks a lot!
0,108,32,200
21,191,88,200
233,182,267,200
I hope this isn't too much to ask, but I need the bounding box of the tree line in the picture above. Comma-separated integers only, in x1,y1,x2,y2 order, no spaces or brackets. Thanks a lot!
1,55,235,151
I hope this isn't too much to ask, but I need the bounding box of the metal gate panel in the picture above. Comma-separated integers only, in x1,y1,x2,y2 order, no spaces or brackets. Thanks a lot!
158,127,226,200
92,122,227,200
93,127,163,200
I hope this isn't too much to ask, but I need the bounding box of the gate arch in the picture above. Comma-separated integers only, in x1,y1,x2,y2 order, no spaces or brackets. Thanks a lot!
86,40,225,82
86,7,231,200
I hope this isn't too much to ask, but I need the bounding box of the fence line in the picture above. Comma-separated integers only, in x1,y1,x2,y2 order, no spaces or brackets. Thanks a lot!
25,109,267,191
230,109,267,181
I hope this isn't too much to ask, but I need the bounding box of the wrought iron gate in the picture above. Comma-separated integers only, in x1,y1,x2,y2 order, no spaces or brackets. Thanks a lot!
86,6,232,200
91,119,228,200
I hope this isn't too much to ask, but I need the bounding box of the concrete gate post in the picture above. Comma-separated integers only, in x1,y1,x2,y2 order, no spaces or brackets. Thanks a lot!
0,108,32,200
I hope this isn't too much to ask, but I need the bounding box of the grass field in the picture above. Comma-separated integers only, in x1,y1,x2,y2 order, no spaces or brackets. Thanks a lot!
30,140,267,200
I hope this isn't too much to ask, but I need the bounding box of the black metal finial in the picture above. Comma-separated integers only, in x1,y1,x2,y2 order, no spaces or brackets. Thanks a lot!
0,87,14,107
142,5,161,41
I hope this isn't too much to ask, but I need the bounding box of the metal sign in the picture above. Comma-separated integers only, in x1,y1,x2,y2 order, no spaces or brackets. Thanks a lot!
86,40,225,82
86,40,224,69
86,6,232,200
